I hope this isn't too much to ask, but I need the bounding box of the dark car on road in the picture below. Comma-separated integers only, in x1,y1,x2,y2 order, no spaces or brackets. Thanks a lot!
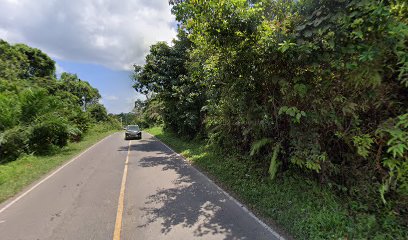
125,125,142,140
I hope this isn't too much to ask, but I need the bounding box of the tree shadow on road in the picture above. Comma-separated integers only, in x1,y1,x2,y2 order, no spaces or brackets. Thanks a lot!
135,150,255,240
117,139,173,153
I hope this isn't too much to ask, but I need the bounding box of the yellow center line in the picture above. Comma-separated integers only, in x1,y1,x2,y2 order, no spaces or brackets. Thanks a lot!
113,140,131,240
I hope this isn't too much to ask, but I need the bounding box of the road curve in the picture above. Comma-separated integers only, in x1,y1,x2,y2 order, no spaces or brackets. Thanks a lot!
0,132,281,240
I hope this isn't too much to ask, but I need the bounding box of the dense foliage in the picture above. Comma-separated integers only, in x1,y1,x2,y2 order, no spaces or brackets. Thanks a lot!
0,40,120,162
134,0,408,238
133,32,206,137
115,98,164,129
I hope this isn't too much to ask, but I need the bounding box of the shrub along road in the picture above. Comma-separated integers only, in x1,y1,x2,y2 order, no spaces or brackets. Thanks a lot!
0,132,281,240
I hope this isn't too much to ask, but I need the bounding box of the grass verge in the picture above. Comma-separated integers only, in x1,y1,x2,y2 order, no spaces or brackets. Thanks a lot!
146,126,407,240
0,126,118,204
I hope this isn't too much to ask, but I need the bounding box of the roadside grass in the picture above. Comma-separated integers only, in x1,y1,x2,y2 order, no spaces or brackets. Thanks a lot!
146,126,407,240
0,126,118,204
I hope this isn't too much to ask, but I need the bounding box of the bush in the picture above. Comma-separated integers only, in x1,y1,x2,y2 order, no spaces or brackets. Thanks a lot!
19,88,59,124
136,0,408,237
90,117,122,134
0,93,21,131
0,126,29,163
87,103,108,122
67,125,83,142
29,117,69,154
69,110,91,133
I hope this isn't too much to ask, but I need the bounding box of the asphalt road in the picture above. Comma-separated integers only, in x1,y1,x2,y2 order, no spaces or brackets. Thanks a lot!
0,132,282,240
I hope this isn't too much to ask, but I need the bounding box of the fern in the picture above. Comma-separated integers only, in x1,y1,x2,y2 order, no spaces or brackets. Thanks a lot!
377,113,408,203
250,138,272,156
251,139,281,180
269,144,281,181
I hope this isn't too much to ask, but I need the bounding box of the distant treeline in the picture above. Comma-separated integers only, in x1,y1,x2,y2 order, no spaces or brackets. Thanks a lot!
132,0,407,238
0,39,120,162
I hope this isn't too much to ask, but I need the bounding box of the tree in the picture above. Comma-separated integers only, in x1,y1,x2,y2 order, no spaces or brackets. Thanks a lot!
87,103,108,122
0,40,56,89
14,43,55,79
0,39,115,161
133,99,146,116
133,31,206,137
58,72,101,110
136,0,408,236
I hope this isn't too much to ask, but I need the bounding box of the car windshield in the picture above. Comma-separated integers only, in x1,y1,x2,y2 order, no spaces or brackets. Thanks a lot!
127,125,139,131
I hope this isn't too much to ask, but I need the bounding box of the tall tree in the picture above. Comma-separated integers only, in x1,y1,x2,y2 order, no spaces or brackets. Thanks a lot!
58,72,101,110
133,31,206,137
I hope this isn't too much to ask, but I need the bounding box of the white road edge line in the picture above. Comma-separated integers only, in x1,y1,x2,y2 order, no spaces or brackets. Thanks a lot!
143,131,286,240
0,133,117,215
0,220,5,224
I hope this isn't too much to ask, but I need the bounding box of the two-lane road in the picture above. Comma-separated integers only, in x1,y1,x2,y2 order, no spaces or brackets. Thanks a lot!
0,132,281,240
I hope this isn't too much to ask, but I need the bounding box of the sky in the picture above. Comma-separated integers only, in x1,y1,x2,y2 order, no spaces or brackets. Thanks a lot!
0,0,177,113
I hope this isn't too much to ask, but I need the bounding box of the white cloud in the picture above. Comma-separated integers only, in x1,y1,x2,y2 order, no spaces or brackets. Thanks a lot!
4,0,21,5
55,62,65,77
0,0,177,70
126,95,138,104
0,28,8,39
103,95,119,101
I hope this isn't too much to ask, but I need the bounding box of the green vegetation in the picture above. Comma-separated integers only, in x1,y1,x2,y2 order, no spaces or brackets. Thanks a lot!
135,1,408,238
0,39,120,163
147,126,406,239
117,98,164,129
0,126,116,203
0,39,120,202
